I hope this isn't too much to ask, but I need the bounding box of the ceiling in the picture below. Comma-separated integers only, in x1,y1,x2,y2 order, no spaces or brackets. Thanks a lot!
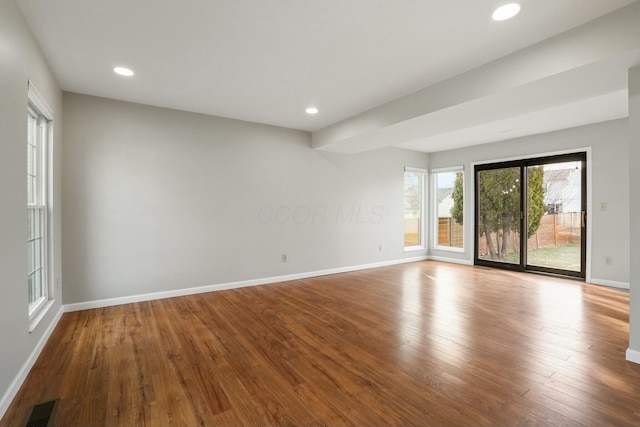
17,0,640,152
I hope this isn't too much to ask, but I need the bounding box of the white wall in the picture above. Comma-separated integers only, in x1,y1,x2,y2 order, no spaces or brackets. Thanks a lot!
62,93,428,304
429,119,630,285
0,0,63,416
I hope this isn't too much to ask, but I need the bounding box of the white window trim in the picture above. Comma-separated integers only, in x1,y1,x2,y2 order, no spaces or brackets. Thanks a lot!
404,166,429,174
27,82,54,331
432,166,465,253
28,82,53,119
404,167,428,251
431,166,463,174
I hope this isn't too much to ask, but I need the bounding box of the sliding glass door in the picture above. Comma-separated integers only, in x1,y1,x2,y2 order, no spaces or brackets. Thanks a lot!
475,153,586,279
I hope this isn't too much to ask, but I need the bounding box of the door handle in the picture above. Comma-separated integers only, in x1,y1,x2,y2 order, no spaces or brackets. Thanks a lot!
581,211,586,228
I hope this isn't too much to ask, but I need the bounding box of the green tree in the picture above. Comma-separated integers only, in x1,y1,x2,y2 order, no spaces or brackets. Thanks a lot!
464,167,545,261
527,166,546,237
451,172,464,225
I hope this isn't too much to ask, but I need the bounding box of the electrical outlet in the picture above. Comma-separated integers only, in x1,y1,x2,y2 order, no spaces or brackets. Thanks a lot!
378,245,382,252
282,254,287,262
605,256,612,265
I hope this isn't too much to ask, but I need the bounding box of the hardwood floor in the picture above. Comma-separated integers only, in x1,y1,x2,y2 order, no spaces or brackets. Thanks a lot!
2,261,639,426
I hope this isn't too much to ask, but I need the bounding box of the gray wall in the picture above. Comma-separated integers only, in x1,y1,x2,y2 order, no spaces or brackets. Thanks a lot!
429,119,630,285
62,93,428,304
629,67,640,354
0,0,63,412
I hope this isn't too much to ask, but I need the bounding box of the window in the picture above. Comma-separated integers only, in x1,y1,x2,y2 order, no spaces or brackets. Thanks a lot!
547,203,563,215
404,168,427,249
27,83,53,320
433,167,464,250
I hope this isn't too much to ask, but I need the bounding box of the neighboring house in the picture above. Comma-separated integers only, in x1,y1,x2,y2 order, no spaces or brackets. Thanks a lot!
543,166,582,214
437,188,455,218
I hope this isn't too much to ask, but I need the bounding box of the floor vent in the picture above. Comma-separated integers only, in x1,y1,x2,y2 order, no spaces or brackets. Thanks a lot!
21,398,60,427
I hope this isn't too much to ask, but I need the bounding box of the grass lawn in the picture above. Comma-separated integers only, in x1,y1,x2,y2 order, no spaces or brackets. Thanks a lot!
505,243,581,271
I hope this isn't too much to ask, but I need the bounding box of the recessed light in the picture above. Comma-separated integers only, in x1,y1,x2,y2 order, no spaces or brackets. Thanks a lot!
305,107,319,115
492,3,521,21
113,66,134,77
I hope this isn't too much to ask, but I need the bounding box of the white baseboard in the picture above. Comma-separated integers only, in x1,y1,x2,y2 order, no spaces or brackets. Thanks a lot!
588,278,630,290
626,348,640,364
64,256,429,312
428,255,473,266
0,306,63,419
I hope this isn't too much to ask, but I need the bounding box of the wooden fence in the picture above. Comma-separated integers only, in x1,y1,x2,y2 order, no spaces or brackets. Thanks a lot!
477,213,581,256
438,218,463,248
527,212,581,249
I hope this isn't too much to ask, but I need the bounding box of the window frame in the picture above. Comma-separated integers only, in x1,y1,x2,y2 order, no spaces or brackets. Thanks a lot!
432,166,465,253
27,82,54,325
403,167,428,251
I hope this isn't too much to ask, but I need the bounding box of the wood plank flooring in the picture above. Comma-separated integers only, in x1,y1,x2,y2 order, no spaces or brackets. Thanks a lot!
2,261,639,426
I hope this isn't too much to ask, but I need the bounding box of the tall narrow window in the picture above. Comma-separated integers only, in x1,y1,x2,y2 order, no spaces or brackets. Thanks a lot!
404,168,427,249
27,84,52,319
433,167,464,250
